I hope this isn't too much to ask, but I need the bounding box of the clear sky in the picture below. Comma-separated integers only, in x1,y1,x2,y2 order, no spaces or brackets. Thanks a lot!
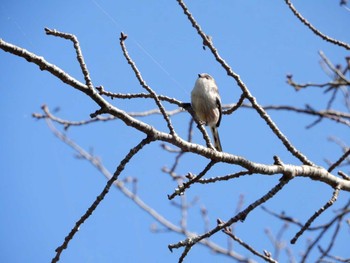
1,1,349,262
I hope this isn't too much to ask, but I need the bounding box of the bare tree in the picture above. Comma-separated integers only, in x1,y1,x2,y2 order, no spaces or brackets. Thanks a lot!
1,1,349,262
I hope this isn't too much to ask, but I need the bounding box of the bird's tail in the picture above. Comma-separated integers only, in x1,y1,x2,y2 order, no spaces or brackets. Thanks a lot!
210,126,222,152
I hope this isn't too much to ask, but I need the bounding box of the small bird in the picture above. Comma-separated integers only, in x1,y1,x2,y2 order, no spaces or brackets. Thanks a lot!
191,73,222,151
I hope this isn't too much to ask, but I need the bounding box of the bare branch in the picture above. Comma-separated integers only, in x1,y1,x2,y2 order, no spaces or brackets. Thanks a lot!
222,93,246,115
265,223,290,261
284,0,350,50
318,247,350,263
319,51,350,84
262,206,304,228
96,85,184,107
52,135,153,262
169,175,293,261
222,225,278,263
168,160,216,199
197,170,252,184
300,199,350,262
252,103,350,127
317,219,342,262
0,38,88,93
286,74,341,90
291,186,340,245
45,28,95,89
328,148,350,172
32,104,117,130
119,32,176,136
338,171,350,181
166,119,194,175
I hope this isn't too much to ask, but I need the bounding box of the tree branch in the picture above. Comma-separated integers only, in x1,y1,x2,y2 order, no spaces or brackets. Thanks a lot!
290,186,340,245
222,226,278,263
43,118,251,262
45,28,95,89
119,32,177,136
284,0,350,50
176,0,315,166
52,135,153,262
169,175,293,262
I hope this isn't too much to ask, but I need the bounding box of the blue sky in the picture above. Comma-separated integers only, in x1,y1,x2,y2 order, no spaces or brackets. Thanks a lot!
1,1,349,262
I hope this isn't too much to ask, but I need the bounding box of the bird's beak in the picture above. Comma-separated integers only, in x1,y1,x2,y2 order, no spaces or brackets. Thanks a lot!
198,73,202,78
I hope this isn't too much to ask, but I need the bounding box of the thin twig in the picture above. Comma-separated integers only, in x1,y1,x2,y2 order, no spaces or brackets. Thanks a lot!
318,246,350,263
119,32,176,136
182,103,216,150
262,206,304,228
244,103,350,127
45,28,95,89
319,51,350,84
286,74,343,90
168,119,195,175
291,186,340,245
223,93,246,115
222,227,278,263
328,148,350,172
167,160,216,200
197,170,252,184
97,85,184,107
265,223,289,261
32,104,117,130
284,0,350,50
317,218,342,262
338,171,350,181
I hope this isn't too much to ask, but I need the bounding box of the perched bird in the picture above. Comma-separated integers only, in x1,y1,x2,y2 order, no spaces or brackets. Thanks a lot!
191,73,222,151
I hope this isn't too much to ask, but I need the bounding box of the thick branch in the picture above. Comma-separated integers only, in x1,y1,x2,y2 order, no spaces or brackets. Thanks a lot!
0,38,88,93
1,35,350,195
